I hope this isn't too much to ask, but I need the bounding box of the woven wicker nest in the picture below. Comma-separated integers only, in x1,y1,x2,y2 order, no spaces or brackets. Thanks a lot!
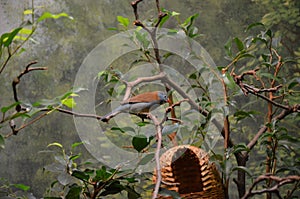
153,145,225,199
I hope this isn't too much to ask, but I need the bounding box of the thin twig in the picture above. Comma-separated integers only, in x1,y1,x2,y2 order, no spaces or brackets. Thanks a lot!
5,111,48,138
244,84,289,110
12,61,47,112
4,107,102,138
131,0,143,20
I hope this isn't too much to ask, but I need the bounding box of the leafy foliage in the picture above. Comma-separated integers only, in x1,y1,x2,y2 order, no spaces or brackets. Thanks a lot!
0,0,299,199
43,142,141,199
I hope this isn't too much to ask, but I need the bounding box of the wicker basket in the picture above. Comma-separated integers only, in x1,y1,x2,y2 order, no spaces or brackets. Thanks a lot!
153,145,225,199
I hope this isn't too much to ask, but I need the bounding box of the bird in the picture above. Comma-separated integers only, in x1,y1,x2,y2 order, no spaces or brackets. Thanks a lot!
101,91,169,122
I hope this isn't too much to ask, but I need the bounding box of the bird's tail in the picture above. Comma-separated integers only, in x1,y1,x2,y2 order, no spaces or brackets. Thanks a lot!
101,104,130,122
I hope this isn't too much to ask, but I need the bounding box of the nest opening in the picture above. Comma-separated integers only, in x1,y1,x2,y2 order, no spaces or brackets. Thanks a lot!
171,148,203,193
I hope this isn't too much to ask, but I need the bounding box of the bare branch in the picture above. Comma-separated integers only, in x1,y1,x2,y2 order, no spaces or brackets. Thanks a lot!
146,112,163,199
232,70,290,110
123,72,167,101
47,107,102,120
5,111,48,138
155,0,160,13
4,107,102,138
242,174,300,199
12,60,47,112
131,0,143,20
165,99,188,113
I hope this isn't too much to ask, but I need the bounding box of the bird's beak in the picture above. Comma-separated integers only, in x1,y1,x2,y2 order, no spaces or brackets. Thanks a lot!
167,98,171,103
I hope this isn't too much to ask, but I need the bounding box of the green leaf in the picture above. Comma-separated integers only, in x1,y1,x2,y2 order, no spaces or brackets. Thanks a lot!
234,110,259,121
107,27,118,31
12,183,30,191
66,184,82,199
135,30,150,49
238,53,255,59
158,188,181,199
69,154,81,161
265,29,272,38
33,97,60,107
124,177,138,183
189,72,197,80
98,70,107,78
47,142,63,148
111,126,135,134
19,28,33,35
100,181,124,196
60,90,76,100
233,37,244,51
136,121,150,127
210,153,224,162
94,166,111,181
259,72,280,81
162,52,174,60
132,135,150,152
0,135,4,150
159,14,170,28
72,170,90,181
233,143,250,153
259,132,274,142
231,166,252,177
162,124,180,136
125,185,141,199
181,13,199,31
276,166,300,175
111,127,125,133
61,98,76,108
252,37,267,45
224,37,232,57
245,22,264,32
223,72,237,90
278,132,298,143
1,27,23,47
58,173,75,185
138,153,155,165
23,9,33,15
71,142,83,149
167,29,178,35
37,12,73,23
1,102,21,113
171,11,180,16
117,16,130,27
288,81,298,89
11,112,31,120
261,54,270,62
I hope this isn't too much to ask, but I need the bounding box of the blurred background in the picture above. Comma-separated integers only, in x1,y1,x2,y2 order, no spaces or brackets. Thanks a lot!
0,0,299,197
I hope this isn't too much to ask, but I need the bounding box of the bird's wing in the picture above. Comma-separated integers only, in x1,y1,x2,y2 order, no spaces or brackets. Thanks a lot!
101,104,131,122
122,91,159,104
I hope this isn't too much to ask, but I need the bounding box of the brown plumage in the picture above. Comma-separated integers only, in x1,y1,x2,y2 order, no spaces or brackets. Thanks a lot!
101,91,169,122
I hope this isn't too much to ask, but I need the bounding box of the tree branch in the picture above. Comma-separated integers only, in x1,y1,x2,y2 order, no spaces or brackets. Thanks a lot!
246,104,298,151
146,112,164,199
242,174,300,199
4,107,102,138
123,72,167,101
131,0,143,20
12,60,47,112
